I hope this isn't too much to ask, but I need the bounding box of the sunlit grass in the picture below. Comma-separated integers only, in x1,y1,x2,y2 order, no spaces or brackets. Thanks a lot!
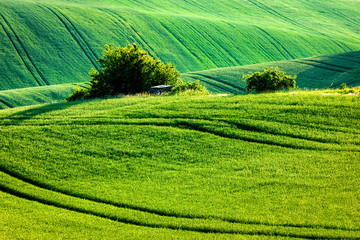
1,92,359,238
1,51,359,109
0,0,359,90
182,51,360,94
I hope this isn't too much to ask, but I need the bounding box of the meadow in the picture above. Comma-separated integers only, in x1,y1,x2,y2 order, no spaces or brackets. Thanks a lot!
183,51,360,94
0,82,89,109
1,92,359,239
1,0,360,238
0,0,359,91
1,50,359,109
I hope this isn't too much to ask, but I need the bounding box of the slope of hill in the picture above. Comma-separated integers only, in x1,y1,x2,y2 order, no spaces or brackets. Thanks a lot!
0,82,89,109
0,0,359,90
0,93,359,239
183,50,360,94
0,51,359,109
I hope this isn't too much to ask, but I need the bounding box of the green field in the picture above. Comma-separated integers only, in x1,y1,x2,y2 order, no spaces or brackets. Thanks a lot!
1,92,360,239
0,50,359,109
1,0,360,238
0,82,89,109
183,51,360,94
0,0,359,91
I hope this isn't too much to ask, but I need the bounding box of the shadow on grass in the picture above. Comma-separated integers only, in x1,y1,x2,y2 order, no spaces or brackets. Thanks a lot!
0,100,84,126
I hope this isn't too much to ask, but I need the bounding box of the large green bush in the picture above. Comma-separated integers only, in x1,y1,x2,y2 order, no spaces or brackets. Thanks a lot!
67,43,181,100
90,43,181,96
243,67,296,92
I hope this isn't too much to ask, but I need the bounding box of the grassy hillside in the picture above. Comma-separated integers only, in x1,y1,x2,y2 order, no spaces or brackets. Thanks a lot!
0,51,359,109
0,0,359,90
0,82,89,109
183,50,360,94
1,92,359,239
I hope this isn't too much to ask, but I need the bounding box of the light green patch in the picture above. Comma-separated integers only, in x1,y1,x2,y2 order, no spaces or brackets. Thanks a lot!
0,93,359,238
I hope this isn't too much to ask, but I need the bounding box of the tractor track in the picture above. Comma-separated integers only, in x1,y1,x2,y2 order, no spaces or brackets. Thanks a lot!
39,4,99,71
0,13,48,86
0,168,359,239
99,8,155,54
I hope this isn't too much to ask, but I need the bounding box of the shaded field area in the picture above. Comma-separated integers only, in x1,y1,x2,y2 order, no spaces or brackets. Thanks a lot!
0,82,89,109
0,0,359,90
183,51,360,94
1,93,359,239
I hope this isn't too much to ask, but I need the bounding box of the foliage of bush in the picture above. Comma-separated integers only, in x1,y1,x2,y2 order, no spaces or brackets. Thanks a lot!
328,85,359,94
171,80,209,95
66,86,89,102
67,43,181,101
243,67,296,92
89,43,181,97
340,83,347,89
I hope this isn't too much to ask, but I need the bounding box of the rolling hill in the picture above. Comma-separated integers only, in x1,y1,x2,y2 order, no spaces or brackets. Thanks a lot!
0,82,89,109
183,50,360,94
0,50,359,109
0,0,359,91
1,1,360,238
1,92,359,239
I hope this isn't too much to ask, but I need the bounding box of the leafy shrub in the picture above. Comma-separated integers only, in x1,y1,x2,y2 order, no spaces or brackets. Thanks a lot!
171,80,209,95
89,43,181,97
340,83,347,89
66,86,89,102
67,43,181,101
337,85,358,94
243,67,296,92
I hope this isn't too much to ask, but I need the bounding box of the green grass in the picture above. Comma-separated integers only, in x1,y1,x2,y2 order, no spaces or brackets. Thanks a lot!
0,82,89,109
1,50,358,109
2,191,266,240
1,0,360,237
182,51,360,94
0,0,359,90
0,92,359,239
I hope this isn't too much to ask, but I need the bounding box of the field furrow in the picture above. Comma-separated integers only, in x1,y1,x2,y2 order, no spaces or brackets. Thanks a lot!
302,59,352,71
1,113,359,151
184,19,239,67
0,0,359,90
0,99,12,108
102,9,155,54
182,19,230,68
39,5,100,71
0,13,47,86
1,1,360,238
56,8,100,62
1,93,359,238
186,75,234,93
166,19,219,69
156,21,204,68
246,0,299,27
294,60,345,73
1,170,359,239
192,73,246,92
329,38,352,52
255,27,294,59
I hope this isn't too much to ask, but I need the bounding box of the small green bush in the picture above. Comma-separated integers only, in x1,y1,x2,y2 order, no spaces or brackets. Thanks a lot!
171,80,209,95
66,86,89,102
243,67,296,92
340,83,347,89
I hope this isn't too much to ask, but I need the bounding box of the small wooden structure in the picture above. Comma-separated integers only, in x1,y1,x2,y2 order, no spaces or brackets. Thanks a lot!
150,85,173,95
